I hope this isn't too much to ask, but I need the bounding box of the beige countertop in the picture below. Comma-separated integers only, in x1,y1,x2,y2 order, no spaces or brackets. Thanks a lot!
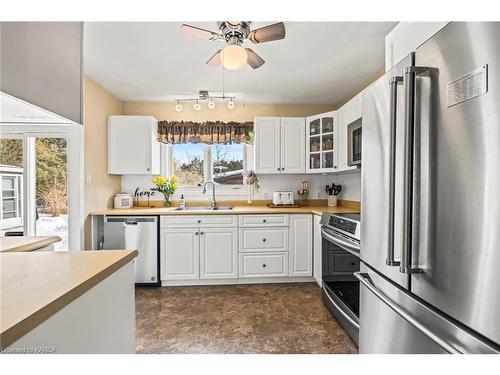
0,236,61,253
90,204,360,216
0,250,138,348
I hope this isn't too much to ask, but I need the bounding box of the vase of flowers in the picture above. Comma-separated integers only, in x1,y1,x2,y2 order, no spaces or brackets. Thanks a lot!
243,170,260,204
152,176,177,207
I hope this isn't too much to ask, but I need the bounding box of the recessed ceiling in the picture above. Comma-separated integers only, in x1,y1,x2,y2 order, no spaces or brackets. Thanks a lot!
83,22,396,106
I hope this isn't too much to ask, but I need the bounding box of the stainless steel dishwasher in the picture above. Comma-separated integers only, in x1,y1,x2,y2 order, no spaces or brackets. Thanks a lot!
103,216,160,286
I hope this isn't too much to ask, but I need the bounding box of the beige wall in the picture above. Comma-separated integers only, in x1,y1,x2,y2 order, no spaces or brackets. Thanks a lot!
83,76,122,247
122,102,335,121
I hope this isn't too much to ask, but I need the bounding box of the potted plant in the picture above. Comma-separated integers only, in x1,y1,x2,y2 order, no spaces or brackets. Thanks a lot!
152,176,177,207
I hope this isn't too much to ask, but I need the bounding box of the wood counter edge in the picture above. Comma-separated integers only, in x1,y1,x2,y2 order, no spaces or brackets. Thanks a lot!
0,250,138,349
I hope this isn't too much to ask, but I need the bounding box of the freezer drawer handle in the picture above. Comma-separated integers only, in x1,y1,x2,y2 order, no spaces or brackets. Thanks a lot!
387,76,403,267
354,272,461,354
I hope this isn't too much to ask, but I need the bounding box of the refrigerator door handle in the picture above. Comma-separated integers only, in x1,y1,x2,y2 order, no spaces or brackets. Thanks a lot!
387,76,403,267
400,66,434,275
355,272,461,354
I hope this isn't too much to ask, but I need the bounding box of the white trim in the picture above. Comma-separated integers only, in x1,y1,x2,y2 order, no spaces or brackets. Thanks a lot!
0,123,84,250
160,142,252,197
161,276,315,287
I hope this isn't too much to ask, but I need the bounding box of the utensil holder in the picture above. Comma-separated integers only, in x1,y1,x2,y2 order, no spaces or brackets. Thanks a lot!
328,195,338,207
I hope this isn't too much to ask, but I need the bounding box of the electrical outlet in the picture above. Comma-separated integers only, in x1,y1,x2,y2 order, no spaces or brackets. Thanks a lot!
86,172,93,184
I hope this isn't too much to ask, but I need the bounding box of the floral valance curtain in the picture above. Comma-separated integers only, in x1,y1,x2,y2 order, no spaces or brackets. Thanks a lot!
157,121,253,144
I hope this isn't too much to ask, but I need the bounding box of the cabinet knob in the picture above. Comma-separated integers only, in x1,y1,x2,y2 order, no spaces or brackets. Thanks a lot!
197,220,201,223
262,264,267,268
146,168,150,171
351,261,356,266
262,219,267,223
195,232,199,235
262,238,267,242
277,168,280,171
200,232,204,235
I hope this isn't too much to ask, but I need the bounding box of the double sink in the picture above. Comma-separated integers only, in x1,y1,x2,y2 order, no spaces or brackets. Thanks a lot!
171,206,234,211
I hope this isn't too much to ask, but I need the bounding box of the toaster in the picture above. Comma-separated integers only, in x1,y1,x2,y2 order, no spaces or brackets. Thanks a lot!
272,191,294,205
114,193,133,209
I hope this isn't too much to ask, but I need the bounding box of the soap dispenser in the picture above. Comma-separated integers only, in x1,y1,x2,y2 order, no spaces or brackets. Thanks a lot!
179,194,186,209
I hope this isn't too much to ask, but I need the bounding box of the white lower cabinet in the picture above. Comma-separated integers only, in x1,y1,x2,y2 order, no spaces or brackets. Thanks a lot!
200,228,238,279
160,214,314,284
161,228,199,280
289,214,313,277
313,215,322,286
239,252,288,278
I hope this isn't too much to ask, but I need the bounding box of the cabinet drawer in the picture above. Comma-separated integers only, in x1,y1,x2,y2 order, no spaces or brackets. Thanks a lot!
239,214,289,227
239,252,288,278
161,215,237,228
332,253,360,273
239,228,288,252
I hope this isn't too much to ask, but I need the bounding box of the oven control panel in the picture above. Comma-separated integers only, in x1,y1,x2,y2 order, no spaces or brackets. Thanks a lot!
329,216,357,235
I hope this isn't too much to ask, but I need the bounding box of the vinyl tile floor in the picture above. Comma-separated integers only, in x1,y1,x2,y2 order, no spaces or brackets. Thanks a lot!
135,282,358,354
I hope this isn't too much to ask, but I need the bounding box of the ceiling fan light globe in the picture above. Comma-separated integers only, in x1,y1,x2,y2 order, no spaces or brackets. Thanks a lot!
193,102,201,111
208,101,215,109
175,103,183,112
227,100,235,110
221,45,247,70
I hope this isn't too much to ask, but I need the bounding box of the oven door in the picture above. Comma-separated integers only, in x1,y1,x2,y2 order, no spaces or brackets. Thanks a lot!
321,226,361,344
347,119,362,166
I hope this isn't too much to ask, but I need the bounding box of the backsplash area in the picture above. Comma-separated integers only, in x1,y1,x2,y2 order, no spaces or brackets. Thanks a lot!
121,170,361,203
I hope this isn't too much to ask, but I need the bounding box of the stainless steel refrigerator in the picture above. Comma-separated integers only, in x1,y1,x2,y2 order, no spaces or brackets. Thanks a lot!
358,22,500,354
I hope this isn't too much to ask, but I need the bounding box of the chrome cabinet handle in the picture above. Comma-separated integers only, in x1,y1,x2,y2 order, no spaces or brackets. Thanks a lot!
354,272,461,353
387,76,403,267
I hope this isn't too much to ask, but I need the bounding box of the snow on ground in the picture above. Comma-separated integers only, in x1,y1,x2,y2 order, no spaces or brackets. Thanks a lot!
36,214,68,251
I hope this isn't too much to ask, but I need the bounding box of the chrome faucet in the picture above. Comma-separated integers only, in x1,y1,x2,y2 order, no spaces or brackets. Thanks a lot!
202,181,217,209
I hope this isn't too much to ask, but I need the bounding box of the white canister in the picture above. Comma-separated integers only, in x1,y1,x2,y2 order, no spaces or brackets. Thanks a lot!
328,195,338,207
114,193,133,209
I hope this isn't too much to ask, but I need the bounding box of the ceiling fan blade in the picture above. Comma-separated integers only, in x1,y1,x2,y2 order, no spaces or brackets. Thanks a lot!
206,50,222,67
181,24,219,40
245,48,265,69
248,22,286,44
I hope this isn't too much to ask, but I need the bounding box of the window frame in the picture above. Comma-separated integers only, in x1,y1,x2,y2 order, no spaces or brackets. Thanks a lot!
161,142,253,196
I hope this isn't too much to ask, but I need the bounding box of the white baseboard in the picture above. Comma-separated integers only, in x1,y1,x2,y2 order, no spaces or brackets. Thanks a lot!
161,276,315,287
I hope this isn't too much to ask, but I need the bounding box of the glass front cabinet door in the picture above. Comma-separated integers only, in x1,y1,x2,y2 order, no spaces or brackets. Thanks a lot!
306,111,337,173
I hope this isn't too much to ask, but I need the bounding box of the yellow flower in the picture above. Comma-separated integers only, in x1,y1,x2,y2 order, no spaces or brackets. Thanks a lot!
153,176,167,185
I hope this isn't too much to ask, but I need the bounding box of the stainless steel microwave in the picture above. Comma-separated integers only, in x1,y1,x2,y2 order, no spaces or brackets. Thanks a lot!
347,119,362,166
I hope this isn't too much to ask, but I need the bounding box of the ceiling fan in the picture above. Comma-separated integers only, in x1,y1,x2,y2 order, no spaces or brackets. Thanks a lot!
181,21,286,70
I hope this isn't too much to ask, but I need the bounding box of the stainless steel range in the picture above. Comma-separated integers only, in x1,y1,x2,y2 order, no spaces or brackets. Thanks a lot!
320,212,361,344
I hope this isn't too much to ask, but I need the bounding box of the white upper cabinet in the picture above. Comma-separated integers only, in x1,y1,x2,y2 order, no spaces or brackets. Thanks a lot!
254,117,305,174
385,22,449,71
337,95,361,173
280,117,306,173
254,117,281,174
108,115,160,175
305,111,337,173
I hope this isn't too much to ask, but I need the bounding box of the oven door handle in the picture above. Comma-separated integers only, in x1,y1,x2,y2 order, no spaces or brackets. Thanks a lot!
322,286,360,329
321,228,360,257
